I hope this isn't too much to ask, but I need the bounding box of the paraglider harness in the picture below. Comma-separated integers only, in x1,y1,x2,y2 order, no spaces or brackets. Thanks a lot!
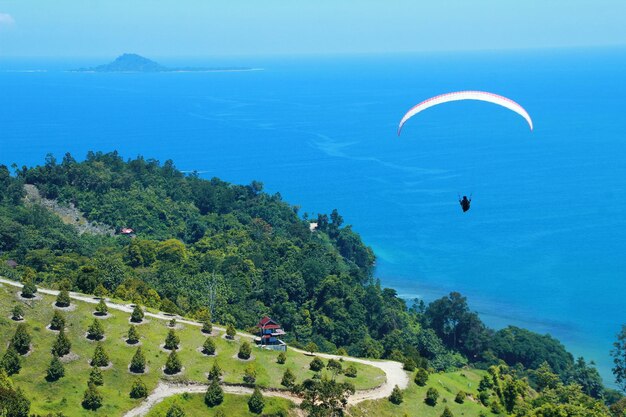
458,194,472,213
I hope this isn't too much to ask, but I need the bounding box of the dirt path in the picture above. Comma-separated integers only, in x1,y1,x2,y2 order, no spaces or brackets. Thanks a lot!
0,278,409,415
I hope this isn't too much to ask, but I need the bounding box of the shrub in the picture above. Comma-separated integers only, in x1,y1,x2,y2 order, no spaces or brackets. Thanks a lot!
248,387,265,414
51,329,71,357
327,359,342,375
277,351,286,364
21,281,37,299
130,305,144,323
389,385,403,405
243,364,256,384
305,342,318,354
55,290,70,308
226,324,236,339
130,347,146,373
309,357,325,372
87,318,105,341
208,361,222,381
49,311,65,331
281,368,295,388
490,400,504,414
10,324,31,355
441,406,454,417
82,382,103,410
478,391,490,406
93,284,107,298
169,318,177,328
425,387,439,406
11,305,24,321
238,342,252,360
403,358,416,372
166,402,186,417
127,325,140,344
164,329,180,350
455,390,466,404
414,368,429,386
345,364,357,378
1,347,21,375
336,347,348,356
164,349,182,375
89,366,104,386
90,343,109,367
202,337,216,355
202,320,212,334
130,378,148,398
95,299,108,316
205,379,224,407
46,355,65,381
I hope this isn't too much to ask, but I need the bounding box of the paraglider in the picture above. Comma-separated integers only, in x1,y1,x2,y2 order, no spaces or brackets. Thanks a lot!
397,91,533,136
397,91,533,213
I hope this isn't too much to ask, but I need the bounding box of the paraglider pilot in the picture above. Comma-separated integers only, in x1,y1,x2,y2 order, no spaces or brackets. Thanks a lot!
459,195,471,212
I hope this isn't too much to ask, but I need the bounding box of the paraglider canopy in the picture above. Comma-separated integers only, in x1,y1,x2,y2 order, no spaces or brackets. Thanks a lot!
397,91,533,135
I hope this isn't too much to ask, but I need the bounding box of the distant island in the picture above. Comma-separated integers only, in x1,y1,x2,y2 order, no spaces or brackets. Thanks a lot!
72,53,255,73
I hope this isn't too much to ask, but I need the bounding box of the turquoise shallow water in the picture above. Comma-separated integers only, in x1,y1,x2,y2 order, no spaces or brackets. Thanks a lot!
1,49,625,383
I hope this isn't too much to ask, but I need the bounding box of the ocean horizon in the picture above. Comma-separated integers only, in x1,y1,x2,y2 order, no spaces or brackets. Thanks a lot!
1,47,625,384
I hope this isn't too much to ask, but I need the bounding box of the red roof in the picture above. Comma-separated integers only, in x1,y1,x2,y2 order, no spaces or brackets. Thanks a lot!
120,228,134,234
257,316,279,328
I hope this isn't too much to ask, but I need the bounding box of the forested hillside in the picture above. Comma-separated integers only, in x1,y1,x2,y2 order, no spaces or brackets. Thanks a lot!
0,152,622,414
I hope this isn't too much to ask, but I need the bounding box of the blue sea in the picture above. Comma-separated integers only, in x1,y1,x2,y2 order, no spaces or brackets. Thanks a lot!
1,49,625,384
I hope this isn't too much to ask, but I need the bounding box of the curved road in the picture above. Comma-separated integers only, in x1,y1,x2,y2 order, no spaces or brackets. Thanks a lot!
0,278,409,416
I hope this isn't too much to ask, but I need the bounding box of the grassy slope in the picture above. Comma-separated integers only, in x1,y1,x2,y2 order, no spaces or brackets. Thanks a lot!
350,369,489,417
0,282,384,416
146,393,296,417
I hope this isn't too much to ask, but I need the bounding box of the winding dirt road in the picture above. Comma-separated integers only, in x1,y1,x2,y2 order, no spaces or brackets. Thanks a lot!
0,278,409,416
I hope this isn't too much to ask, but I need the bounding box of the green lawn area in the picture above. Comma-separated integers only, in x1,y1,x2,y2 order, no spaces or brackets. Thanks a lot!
350,369,490,417
146,393,297,417
0,282,385,416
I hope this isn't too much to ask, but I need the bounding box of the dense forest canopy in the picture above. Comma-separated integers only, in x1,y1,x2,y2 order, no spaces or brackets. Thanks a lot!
0,151,621,407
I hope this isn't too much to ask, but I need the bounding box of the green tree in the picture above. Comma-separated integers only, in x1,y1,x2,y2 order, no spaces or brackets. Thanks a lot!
130,378,148,398
11,305,24,321
309,357,325,372
441,406,454,417
534,361,559,391
202,337,216,355
344,364,357,378
612,325,626,392
455,390,466,404
90,342,109,367
94,299,108,316
425,387,439,406
93,283,107,298
1,347,21,376
49,311,65,331
168,318,177,328
127,325,140,344
46,355,65,381
248,387,265,414
238,342,251,360
208,361,222,382
89,366,103,386
51,329,71,357
10,324,31,355
226,324,236,339
164,329,180,350
55,290,70,308
82,382,103,410
130,305,144,323
202,320,212,334
414,368,429,386
205,379,224,407
130,347,146,373
243,364,257,384
281,368,296,388
327,359,343,377
389,385,403,404
295,377,355,417
164,349,182,375
306,342,318,354
20,281,37,299
166,402,186,417
277,351,286,364
87,318,105,341
403,358,416,372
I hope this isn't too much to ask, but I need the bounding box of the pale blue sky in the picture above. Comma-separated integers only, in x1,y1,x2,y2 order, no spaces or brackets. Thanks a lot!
1,0,625,57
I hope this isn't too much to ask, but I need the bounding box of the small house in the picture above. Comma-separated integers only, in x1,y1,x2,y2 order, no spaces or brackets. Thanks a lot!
256,316,287,351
